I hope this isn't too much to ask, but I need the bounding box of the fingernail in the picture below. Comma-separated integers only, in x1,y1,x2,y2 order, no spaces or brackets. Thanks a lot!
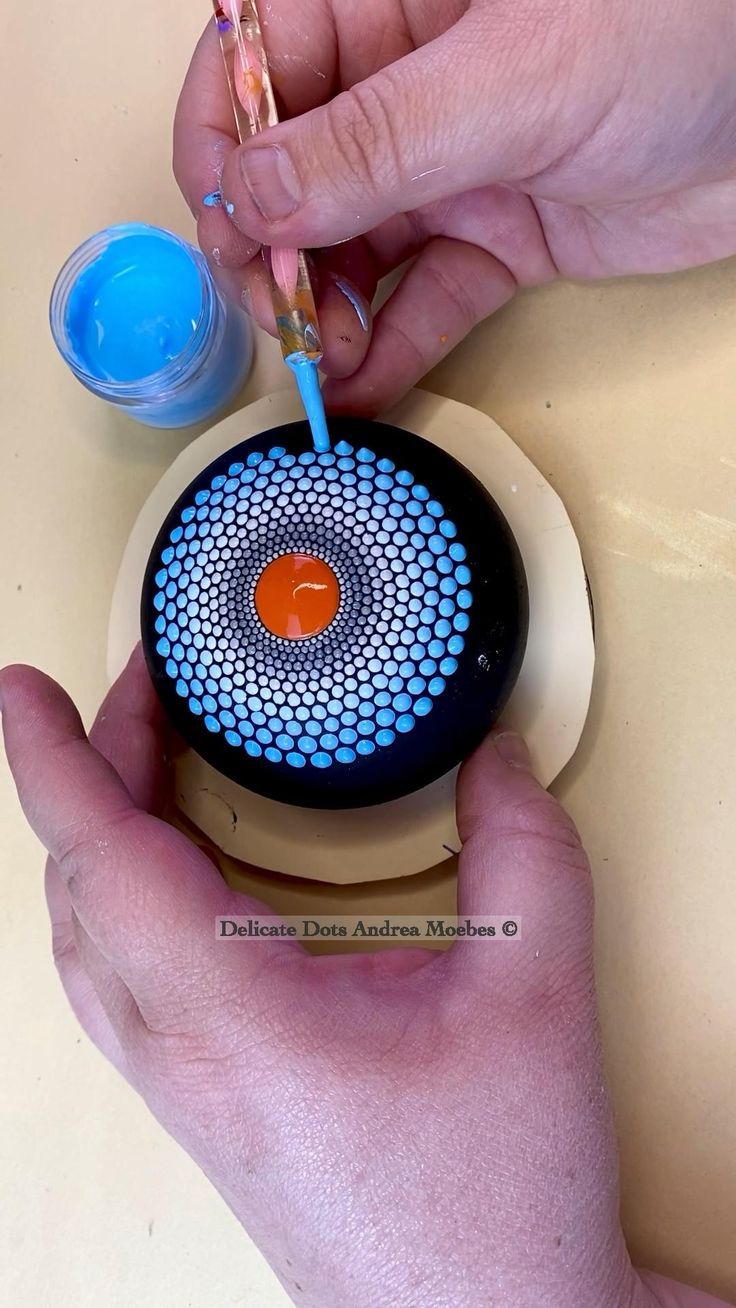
239,145,301,222
332,275,370,332
202,190,223,208
493,731,532,771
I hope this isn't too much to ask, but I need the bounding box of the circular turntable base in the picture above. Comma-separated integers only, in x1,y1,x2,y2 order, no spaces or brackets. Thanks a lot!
108,388,594,884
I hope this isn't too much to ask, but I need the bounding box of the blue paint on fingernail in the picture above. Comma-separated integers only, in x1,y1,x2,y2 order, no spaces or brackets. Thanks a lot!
333,276,369,332
202,190,223,208
225,200,235,216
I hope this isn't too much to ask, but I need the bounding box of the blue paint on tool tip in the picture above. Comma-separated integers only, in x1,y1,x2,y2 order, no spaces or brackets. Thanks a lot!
287,355,331,453
202,190,223,208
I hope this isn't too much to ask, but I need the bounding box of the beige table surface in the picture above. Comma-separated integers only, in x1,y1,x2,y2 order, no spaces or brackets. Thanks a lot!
1,2,735,1305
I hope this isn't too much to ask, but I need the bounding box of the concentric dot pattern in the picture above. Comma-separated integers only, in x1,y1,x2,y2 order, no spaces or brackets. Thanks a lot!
151,440,473,773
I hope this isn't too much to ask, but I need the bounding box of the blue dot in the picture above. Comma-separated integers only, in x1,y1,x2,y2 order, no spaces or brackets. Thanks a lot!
311,752,332,769
287,752,306,768
165,658,178,678
204,714,221,733
336,747,356,764
377,709,395,727
320,734,339,751
376,729,395,748
418,515,435,535
439,599,455,618
225,729,240,746
203,695,217,713
176,679,188,698
359,702,374,718
407,676,426,695
228,461,245,476
394,693,412,712
415,696,433,717
358,720,374,736
357,740,375,757
396,714,414,734
377,458,394,474
189,697,202,715
427,500,443,517
428,640,445,659
440,657,458,676
334,440,352,456
256,728,273,745
440,577,458,596
449,542,466,562
299,736,317,754
454,612,470,632
156,637,171,657
265,747,282,763
429,676,446,696
339,729,358,745
458,589,473,609
221,710,236,729
245,740,262,758
448,635,465,655
440,519,456,538
456,565,471,585
277,734,292,750
238,721,254,739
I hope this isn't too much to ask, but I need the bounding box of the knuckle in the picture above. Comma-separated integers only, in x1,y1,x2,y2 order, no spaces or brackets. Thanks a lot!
422,259,480,334
504,792,587,863
323,77,404,196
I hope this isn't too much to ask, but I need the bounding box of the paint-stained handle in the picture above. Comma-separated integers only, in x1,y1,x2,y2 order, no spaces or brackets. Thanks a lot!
212,0,323,362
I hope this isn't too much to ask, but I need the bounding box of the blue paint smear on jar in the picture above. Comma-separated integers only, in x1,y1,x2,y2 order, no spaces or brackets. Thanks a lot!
50,223,252,429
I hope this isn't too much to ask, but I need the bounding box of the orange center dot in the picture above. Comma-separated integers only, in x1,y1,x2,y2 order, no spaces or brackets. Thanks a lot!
255,553,340,640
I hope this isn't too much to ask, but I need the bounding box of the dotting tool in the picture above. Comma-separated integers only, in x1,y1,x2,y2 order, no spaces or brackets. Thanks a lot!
212,0,330,453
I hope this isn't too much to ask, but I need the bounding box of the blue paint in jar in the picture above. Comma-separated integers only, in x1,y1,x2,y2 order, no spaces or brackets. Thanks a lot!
49,223,252,428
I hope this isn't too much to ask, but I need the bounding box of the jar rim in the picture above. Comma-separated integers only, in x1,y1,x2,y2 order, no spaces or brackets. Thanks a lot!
49,222,215,402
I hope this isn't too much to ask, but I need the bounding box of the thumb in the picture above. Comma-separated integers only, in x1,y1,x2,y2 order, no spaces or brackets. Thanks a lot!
220,17,539,248
454,731,594,993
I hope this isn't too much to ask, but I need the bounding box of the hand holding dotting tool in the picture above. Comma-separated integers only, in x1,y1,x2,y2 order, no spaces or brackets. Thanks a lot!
211,0,330,453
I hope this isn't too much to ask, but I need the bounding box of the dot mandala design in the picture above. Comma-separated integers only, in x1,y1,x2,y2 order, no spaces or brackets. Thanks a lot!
142,419,528,809
151,438,472,772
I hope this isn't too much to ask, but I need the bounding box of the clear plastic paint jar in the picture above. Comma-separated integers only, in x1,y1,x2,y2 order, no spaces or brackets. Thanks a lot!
49,223,252,429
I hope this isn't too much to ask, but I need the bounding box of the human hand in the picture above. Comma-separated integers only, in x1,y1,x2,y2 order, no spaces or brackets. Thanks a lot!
2,646,710,1307
173,0,736,416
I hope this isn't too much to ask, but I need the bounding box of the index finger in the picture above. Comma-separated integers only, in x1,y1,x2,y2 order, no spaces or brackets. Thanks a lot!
174,22,259,267
0,663,291,999
174,12,336,262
